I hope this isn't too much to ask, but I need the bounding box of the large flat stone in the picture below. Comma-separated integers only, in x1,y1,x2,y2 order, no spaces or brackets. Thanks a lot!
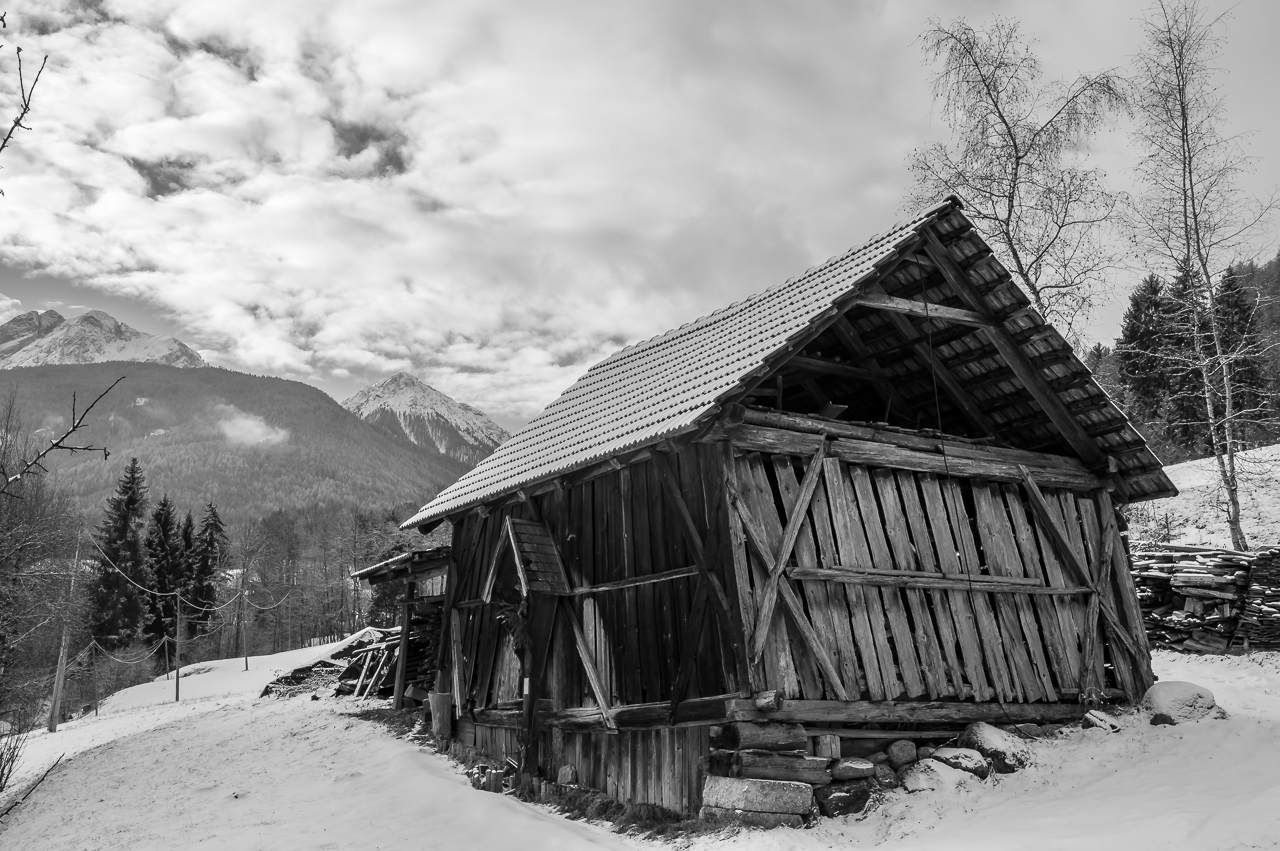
701,776,814,815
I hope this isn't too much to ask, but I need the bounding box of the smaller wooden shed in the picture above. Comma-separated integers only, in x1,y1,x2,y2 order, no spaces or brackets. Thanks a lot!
402,196,1175,815
351,548,450,706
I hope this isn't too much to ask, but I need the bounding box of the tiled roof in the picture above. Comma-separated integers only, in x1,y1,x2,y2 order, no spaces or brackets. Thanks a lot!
402,199,956,529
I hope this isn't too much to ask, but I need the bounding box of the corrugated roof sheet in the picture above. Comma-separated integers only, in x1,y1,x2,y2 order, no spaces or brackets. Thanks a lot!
402,199,956,529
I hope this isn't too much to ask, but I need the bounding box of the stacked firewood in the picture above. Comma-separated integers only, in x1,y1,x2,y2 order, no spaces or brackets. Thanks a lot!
1130,545,1252,653
1240,548,1280,648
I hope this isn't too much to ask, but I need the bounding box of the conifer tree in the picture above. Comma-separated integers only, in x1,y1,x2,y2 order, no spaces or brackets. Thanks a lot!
89,458,151,649
143,495,183,643
188,503,228,635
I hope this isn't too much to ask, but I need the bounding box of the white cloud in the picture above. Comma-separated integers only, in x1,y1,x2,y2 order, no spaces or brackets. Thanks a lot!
0,294,22,323
214,403,290,446
0,0,1276,424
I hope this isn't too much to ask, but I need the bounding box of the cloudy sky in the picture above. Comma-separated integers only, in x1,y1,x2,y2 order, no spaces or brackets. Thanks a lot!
1,0,1276,431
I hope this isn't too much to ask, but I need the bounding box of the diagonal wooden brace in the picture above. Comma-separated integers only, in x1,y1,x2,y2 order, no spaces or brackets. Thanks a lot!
751,441,827,662
727,481,849,701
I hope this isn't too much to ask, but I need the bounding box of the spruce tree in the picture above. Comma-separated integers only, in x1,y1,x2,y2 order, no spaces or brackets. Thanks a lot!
89,458,151,649
143,495,183,643
189,503,228,636
1116,274,1169,417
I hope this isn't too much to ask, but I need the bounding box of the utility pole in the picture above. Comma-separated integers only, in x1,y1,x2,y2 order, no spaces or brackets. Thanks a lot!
175,594,182,703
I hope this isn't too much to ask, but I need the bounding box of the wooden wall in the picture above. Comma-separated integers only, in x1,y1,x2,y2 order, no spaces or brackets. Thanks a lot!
728,444,1152,704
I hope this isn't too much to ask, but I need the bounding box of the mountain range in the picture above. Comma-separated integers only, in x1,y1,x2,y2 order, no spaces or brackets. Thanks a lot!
0,309,509,526
0,309,206,369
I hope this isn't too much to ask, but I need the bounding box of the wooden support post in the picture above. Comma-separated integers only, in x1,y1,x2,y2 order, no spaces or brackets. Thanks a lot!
175,594,182,703
559,598,616,729
393,580,416,710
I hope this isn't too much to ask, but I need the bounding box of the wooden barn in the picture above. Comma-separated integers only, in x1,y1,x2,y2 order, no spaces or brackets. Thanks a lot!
401,196,1176,815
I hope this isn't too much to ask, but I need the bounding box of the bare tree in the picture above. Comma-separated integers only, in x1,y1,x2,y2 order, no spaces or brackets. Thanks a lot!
908,16,1126,337
1129,0,1276,550
0,11,48,194
0,379,122,498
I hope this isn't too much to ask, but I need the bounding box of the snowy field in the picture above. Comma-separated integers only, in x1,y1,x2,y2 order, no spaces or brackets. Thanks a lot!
2,642,1279,850
1128,444,1280,549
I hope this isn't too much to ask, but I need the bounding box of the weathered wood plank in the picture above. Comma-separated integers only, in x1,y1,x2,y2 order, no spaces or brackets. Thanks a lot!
871,468,949,698
894,472,966,698
971,482,1047,702
806,474,866,698
939,477,1015,701
631,462,663,703
723,448,763,693
743,454,821,696
773,455,853,700
1002,483,1076,693
789,568,1090,595
847,464,926,698
822,458,893,700
751,442,828,662
726,423,1101,491
916,472,989,701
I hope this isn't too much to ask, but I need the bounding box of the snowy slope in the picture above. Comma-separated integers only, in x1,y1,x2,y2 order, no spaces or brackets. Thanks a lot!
342,371,508,466
7,646,1280,850
1127,444,1280,548
0,309,206,369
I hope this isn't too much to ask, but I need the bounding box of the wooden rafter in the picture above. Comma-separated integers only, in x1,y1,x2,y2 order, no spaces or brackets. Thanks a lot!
851,292,996,328
827,316,920,423
921,229,1107,470
785,354,880,383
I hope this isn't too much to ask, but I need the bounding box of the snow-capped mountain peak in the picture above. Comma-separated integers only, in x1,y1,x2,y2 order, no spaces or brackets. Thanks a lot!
341,372,508,467
0,309,207,369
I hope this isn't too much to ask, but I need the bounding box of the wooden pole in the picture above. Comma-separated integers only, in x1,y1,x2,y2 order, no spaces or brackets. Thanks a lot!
393,581,415,710
92,645,100,717
175,594,182,703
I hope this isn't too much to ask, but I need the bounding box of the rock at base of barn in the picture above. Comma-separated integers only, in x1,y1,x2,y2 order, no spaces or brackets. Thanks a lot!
557,765,578,785
928,747,990,779
831,757,876,781
956,722,1032,773
814,780,874,818
898,760,972,794
701,776,813,826
886,739,918,771
1142,681,1226,725
873,763,899,788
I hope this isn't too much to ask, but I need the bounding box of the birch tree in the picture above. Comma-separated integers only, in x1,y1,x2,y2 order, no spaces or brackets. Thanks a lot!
908,17,1125,337
1129,0,1275,550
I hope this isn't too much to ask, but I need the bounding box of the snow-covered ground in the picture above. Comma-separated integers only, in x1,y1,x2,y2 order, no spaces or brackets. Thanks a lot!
1128,443,1280,548
4,643,1280,850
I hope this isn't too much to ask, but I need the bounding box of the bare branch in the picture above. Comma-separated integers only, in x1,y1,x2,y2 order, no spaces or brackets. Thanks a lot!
0,377,123,498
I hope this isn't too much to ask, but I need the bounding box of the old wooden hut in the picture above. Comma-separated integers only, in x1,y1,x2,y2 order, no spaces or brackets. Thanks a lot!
351,548,450,706
401,196,1176,815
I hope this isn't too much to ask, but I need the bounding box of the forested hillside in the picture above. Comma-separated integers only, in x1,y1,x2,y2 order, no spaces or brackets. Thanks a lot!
2,363,470,525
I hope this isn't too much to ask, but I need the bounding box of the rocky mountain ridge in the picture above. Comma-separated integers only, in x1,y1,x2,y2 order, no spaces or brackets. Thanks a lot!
342,371,508,467
0,309,207,369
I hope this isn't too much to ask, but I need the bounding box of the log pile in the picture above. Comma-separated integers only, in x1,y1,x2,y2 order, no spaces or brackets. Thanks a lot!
1130,544,1252,653
335,627,402,698
1240,548,1280,648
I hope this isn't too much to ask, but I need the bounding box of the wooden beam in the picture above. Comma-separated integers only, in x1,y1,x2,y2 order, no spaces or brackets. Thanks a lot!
737,407,1091,472
650,450,735,622
851,292,995,327
728,483,849,701
720,421,1102,491
751,441,827,661
559,565,701,595
921,229,1107,470
788,567,1089,595
471,693,736,731
785,355,880,383
726,697,1089,725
